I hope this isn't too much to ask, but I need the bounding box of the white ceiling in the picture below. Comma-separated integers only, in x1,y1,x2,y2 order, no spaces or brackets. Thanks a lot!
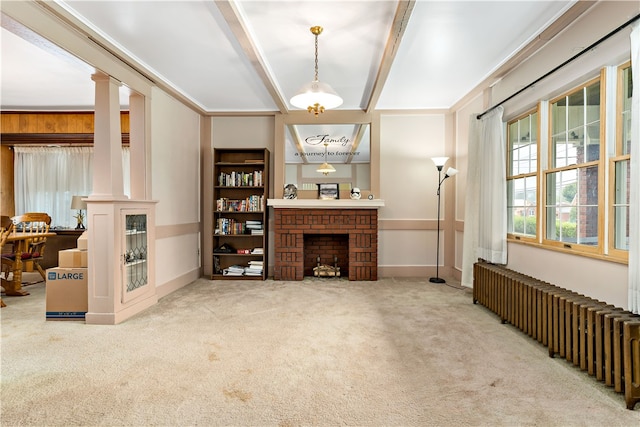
1,0,579,113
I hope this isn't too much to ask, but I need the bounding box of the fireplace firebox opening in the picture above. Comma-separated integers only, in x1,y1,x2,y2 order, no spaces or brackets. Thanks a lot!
303,234,348,279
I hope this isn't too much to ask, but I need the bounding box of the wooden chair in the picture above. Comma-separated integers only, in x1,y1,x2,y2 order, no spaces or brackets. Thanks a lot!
0,216,15,307
1,213,52,281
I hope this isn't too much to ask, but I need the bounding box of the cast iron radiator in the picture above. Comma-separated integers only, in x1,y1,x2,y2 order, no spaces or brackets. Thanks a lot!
473,260,640,410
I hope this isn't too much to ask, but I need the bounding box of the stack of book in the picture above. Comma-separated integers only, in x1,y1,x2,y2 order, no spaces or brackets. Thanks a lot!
251,247,264,255
223,265,244,276
246,220,263,235
244,260,263,276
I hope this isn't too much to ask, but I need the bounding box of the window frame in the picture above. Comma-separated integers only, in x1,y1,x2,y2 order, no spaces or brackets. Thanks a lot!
542,72,605,255
608,61,632,261
506,107,539,243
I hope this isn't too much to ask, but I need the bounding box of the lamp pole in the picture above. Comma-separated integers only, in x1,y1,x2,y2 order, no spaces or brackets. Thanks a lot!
429,158,458,284
430,166,446,284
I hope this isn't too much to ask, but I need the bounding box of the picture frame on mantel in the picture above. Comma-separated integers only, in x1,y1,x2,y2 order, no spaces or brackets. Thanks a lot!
317,183,339,200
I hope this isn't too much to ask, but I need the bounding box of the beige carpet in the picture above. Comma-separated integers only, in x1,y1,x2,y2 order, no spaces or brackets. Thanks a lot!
1,274,639,426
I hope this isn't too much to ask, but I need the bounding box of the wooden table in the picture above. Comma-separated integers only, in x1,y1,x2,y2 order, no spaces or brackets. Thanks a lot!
2,231,56,297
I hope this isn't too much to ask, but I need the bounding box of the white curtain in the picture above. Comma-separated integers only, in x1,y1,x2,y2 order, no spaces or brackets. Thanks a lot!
13,146,131,228
461,106,507,287
628,22,639,313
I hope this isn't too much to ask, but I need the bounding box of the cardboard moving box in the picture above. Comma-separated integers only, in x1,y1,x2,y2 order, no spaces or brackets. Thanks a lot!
58,248,88,268
77,231,88,250
46,267,88,320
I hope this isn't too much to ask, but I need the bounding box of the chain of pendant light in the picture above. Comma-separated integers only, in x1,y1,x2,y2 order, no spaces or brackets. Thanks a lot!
312,26,321,82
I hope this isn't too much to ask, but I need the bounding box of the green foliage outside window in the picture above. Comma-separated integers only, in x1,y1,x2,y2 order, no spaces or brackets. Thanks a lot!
554,221,577,239
562,182,577,203
512,216,537,236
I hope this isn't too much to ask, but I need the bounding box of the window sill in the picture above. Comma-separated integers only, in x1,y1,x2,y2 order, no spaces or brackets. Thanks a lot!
507,237,628,265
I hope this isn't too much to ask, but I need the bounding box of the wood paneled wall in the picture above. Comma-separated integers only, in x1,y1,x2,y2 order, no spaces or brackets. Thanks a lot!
1,112,129,134
1,145,15,216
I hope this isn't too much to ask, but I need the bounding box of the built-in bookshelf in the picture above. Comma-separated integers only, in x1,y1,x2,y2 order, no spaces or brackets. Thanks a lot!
212,148,269,280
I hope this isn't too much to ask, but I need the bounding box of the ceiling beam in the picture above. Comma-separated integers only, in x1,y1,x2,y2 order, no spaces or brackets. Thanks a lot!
215,0,289,114
345,124,366,164
365,0,416,114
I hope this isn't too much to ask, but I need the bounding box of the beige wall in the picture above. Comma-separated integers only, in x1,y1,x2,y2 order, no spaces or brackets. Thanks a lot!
377,113,452,277
152,88,202,296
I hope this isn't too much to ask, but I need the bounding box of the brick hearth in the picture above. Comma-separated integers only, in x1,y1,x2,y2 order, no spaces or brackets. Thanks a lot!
273,208,378,281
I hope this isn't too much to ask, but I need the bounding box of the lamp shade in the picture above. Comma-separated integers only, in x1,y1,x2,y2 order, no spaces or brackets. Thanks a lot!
431,157,449,168
445,167,459,178
71,196,87,210
290,80,343,110
316,162,336,175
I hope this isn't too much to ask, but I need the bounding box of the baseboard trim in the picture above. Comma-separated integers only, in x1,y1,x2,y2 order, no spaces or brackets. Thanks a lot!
156,268,200,299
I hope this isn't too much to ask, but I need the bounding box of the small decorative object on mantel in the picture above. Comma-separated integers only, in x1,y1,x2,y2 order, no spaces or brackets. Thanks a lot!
284,184,298,199
350,187,361,200
317,183,339,200
368,194,374,200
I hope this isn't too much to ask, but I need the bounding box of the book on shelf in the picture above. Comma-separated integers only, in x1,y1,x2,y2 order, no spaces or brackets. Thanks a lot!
216,218,246,235
245,264,263,270
245,220,263,230
251,229,264,235
217,171,263,187
216,196,264,212
223,265,245,276
251,247,264,254
244,264,263,275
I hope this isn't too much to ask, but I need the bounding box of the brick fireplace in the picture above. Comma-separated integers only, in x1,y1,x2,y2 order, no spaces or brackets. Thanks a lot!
272,206,380,281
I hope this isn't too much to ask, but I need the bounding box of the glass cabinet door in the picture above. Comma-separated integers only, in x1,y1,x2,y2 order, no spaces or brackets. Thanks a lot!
123,212,148,302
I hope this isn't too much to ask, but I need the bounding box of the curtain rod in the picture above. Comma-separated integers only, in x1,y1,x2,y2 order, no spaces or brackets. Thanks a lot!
476,13,640,120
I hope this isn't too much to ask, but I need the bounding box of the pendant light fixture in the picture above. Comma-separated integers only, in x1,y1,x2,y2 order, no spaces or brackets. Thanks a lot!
290,26,343,116
316,142,336,175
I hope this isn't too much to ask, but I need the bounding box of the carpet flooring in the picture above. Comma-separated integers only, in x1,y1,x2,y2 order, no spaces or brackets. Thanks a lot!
1,275,639,426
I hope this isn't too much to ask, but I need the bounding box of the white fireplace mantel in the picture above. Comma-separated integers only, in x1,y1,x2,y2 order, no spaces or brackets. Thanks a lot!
267,199,385,209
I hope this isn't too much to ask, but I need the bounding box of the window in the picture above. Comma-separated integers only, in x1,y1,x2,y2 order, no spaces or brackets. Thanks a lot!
14,147,131,228
609,62,632,259
506,64,633,263
507,110,538,240
544,75,603,254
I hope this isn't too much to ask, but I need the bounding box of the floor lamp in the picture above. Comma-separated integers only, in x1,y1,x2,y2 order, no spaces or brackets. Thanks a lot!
430,157,458,284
